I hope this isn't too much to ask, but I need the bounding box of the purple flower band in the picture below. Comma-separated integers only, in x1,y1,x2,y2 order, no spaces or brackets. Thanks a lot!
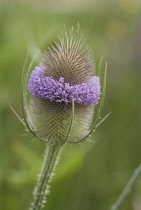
28,66,101,106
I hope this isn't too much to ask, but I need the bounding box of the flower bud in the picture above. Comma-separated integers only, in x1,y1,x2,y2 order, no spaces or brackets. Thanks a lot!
27,26,101,145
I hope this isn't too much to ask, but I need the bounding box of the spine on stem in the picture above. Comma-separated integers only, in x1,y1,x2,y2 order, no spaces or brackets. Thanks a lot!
30,144,61,210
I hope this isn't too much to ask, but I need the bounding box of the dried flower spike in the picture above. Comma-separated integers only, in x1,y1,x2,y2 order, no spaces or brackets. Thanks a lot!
27,25,101,145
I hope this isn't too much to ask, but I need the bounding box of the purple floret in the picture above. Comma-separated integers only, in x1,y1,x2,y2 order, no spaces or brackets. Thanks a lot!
28,66,101,106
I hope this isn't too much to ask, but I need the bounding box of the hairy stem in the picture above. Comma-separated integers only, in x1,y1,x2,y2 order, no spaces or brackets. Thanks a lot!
30,144,61,210
111,163,141,210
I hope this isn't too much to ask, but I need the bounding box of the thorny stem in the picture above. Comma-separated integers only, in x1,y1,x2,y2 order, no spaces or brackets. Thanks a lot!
111,163,141,210
30,144,61,210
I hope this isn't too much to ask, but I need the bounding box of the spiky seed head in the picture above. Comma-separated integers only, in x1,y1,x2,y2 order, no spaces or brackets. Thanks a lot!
27,25,101,145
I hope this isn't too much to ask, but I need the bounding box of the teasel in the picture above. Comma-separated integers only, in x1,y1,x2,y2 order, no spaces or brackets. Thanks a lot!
21,24,107,210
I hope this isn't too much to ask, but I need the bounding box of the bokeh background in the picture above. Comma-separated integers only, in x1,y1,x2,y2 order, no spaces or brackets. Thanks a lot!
0,0,141,209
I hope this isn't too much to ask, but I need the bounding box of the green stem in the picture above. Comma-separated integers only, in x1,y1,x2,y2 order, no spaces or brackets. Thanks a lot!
111,163,141,210
30,144,61,210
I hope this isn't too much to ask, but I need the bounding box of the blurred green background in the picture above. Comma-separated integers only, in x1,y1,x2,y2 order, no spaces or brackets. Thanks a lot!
0,0,141,209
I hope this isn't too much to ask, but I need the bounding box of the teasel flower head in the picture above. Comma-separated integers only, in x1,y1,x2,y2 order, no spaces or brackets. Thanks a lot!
25,25,103,145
